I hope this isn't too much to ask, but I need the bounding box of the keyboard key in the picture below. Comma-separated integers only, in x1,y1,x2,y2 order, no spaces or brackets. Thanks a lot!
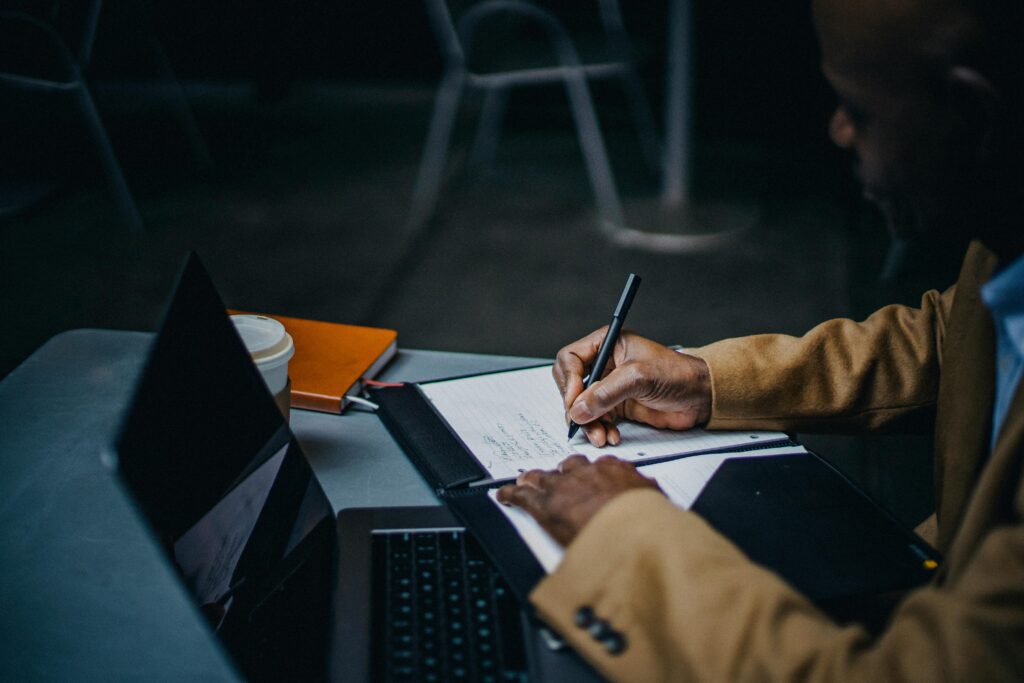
372,528,527,682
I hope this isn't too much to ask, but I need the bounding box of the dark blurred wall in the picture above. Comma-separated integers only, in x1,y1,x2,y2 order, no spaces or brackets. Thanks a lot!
127,1,832,147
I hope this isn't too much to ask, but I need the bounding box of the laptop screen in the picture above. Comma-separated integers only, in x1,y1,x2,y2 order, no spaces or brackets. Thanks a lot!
113,254,337,681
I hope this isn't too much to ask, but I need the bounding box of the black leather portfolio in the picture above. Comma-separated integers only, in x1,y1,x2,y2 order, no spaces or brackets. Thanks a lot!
371,378,941,624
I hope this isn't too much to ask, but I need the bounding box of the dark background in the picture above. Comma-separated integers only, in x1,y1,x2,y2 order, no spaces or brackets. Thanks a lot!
139,1,836,143
1,1,965,526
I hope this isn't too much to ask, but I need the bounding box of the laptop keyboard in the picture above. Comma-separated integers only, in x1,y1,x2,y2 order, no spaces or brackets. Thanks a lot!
372,529,528,682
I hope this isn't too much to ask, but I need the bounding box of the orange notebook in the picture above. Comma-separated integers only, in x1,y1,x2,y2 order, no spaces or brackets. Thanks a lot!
230,311,397,414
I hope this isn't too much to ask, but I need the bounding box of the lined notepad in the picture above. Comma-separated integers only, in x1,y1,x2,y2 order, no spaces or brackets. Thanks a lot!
420,365,787,482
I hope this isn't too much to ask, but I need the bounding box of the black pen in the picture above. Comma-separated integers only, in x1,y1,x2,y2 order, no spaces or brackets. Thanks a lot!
567,273,642,441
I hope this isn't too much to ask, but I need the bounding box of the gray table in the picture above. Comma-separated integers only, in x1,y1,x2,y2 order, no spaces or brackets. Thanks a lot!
0,329,542,681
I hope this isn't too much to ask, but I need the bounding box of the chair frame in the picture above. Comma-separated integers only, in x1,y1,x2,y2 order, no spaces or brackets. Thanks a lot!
407,0,660,234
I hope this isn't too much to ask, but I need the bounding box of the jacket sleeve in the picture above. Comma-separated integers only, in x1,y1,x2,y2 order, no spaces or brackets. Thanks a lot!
690,286,956,433
530,488,1024,683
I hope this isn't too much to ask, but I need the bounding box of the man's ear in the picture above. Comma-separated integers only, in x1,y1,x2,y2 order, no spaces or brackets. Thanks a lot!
947,65,1000,156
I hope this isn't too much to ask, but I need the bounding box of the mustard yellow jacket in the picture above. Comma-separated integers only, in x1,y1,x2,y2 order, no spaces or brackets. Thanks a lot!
531,241,1024,681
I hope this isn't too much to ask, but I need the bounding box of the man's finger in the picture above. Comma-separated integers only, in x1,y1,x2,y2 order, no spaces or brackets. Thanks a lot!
581,419,609,447
591,414,622,447
554,327,613,408
555,364,585,413
559,454,590,472
563,375,585,415
569,363,646,425
554,331,604,394
516,468,558,490
605,422,622,446
495,483,516,505
496,483,546,517
627,402,700,431
552,351,583,400
515,468,544,489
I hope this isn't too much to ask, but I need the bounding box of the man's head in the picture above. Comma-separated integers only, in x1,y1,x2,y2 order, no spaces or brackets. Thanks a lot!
813,0,1022,256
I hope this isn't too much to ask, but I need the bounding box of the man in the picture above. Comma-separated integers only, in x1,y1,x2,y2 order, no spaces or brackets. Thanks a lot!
497,0,1024,679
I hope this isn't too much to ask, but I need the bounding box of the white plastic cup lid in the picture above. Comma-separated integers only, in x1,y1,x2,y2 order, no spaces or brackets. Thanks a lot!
230,315,294,366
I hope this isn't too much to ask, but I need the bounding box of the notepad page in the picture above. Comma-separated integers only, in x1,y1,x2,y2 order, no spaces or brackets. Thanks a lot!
421,365,787,482
489,445,809,573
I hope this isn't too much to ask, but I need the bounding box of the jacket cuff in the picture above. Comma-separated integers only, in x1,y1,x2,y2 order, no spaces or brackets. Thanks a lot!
687,340,760,429
528,489,746,680
531,488,677,601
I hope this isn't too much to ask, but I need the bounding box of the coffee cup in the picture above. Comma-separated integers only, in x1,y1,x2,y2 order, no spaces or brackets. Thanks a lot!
230,314,294,420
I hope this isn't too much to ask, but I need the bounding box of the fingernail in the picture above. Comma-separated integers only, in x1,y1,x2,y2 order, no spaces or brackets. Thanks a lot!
569,401,593,423
608,433,620,446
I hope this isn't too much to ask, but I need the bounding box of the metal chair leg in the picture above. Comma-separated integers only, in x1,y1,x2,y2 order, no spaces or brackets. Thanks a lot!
406,67,465,231
562,71,625,229
74,81,143,234
468,85,509,172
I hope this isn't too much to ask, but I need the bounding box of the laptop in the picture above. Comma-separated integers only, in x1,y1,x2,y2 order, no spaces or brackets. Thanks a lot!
108,253,597,682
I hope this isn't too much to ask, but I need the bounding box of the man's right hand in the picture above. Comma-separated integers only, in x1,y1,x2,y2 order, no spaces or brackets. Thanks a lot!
554,328,713,447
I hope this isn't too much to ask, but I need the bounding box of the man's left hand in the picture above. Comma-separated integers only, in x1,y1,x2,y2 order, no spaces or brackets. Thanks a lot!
496,455,662,546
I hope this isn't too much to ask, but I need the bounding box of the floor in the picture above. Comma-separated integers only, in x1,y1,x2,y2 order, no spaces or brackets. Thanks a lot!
0,80,963,526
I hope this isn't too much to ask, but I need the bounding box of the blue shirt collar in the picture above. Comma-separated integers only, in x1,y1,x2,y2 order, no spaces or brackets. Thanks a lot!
982,252,1024,354
981,252,1024,447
